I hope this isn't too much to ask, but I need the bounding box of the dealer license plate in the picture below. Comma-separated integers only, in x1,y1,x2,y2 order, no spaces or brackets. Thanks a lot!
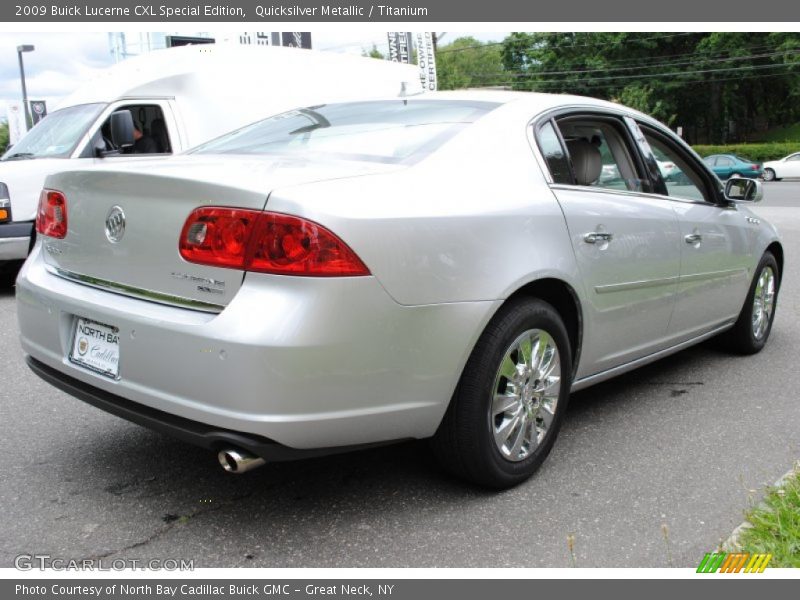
69,317,120,379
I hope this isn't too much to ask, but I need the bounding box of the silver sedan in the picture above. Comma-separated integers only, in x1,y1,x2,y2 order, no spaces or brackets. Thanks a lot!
17,92,782,488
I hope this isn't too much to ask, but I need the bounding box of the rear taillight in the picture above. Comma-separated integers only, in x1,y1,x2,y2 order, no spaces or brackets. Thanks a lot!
752,165,759,171
179,207,370,277
0,184,10,222
36,189,68,239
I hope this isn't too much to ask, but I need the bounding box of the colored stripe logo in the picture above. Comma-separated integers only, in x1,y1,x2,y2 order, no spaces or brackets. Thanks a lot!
697,552,771,573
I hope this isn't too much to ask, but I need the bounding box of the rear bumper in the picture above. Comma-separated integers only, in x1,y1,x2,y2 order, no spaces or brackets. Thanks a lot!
0,221,32,261
17,244,497,450
26,355,398,461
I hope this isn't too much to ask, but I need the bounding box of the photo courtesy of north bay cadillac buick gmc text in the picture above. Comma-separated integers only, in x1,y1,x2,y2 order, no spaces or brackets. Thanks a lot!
16,92,782,488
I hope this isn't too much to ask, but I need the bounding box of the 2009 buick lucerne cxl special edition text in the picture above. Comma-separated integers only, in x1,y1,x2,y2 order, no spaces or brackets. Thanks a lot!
17,92,782,488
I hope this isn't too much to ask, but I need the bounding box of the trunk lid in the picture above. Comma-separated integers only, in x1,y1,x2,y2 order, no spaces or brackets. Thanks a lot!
42,155,400,309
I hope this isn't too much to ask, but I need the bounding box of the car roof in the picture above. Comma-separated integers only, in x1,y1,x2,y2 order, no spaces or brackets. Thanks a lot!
412,89,640,112
363,89,663,128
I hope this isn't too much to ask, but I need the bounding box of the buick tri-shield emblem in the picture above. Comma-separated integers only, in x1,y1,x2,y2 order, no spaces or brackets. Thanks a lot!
105,206,126,243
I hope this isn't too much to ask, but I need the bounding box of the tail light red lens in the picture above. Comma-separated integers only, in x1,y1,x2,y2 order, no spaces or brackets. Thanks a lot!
752,165,759,171
179,208,259,269
179,207,369,277
36,189,68,239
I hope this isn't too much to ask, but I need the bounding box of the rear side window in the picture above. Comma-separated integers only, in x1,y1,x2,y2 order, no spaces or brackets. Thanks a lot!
555,116,648,193
536,121,573,184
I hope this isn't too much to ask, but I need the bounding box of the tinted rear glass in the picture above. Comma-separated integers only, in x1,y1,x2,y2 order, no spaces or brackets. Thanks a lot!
192,100,499,163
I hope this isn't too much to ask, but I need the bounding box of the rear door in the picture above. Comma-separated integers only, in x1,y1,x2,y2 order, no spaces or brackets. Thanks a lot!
536,113,682,375
714,156,735,179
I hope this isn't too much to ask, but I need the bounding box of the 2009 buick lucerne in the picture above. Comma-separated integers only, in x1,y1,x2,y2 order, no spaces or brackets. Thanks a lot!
17,92,782,488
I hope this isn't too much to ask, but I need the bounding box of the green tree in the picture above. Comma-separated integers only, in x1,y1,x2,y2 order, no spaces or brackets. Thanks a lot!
500,32,800,143
363,44,385,60
435,37,510,90
0,120,8,150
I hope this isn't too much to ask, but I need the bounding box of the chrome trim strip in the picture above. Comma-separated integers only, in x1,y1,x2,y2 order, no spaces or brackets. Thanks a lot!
593,268,746,294
47,266,225,314
594,276,679,294
679,268,748,284
570,322,734,392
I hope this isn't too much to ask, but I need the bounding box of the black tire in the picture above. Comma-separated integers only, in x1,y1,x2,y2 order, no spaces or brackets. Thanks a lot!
731,172,743,179
720,252,780,355
432,298,572,488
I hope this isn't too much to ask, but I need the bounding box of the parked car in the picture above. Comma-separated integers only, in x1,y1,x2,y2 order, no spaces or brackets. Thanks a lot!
17,92,782,488
762,151,800,181
703,154,763,179
0,44,421,268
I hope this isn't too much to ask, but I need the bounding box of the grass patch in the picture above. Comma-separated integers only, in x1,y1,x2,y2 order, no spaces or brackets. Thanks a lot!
737,467,800,567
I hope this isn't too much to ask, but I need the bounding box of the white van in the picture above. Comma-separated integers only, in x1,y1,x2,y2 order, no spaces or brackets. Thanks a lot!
0,43,421,265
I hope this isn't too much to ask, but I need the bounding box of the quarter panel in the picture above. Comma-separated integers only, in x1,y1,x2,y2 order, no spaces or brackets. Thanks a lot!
263,111,582,308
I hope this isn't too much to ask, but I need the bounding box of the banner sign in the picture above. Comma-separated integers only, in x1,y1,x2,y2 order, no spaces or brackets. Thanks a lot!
415,32,437,92
29,100,47,126
2,0,799,21
6,102,26,144
387,32,413,64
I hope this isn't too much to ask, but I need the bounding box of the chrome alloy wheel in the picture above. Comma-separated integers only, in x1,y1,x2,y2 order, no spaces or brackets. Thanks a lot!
752,266,776,340
490,329,561,462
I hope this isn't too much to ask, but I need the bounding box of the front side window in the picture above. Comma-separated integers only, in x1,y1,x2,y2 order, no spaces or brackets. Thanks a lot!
193,100,499,164
787,154,800,162
95,104,172,156
642,130,711,203
2,103,106,160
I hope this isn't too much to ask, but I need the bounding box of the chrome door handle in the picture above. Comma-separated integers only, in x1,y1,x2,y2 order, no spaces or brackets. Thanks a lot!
584,232,613,244
684,233,702,244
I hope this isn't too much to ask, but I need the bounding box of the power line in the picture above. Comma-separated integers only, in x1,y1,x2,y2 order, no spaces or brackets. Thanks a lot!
457,60,798,89
461,69,799,91
475,49,800,78
436,32,699,55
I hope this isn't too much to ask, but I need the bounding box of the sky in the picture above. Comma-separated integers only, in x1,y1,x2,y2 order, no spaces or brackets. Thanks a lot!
0,31,506,115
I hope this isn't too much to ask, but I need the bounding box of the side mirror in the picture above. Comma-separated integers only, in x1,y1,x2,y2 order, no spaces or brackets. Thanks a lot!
724,177,763,203
109,110,135,150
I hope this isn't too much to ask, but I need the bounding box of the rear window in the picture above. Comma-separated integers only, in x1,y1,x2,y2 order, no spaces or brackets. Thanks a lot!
191,100,499,164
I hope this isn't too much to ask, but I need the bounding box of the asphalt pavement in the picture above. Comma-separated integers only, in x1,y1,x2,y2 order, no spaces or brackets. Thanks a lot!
1,183,799,568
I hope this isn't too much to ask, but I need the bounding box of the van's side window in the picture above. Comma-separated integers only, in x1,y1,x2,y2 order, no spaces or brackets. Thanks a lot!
100,105,172,155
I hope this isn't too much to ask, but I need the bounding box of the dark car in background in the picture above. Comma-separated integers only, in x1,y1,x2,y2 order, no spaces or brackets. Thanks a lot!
703,154,763,180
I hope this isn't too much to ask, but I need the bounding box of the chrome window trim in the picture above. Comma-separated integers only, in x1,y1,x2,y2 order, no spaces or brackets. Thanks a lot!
47,266,225,314
547,183,730,208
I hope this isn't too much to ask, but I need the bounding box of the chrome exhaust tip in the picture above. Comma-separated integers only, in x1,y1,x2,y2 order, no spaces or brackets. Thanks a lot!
217,448,266,474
